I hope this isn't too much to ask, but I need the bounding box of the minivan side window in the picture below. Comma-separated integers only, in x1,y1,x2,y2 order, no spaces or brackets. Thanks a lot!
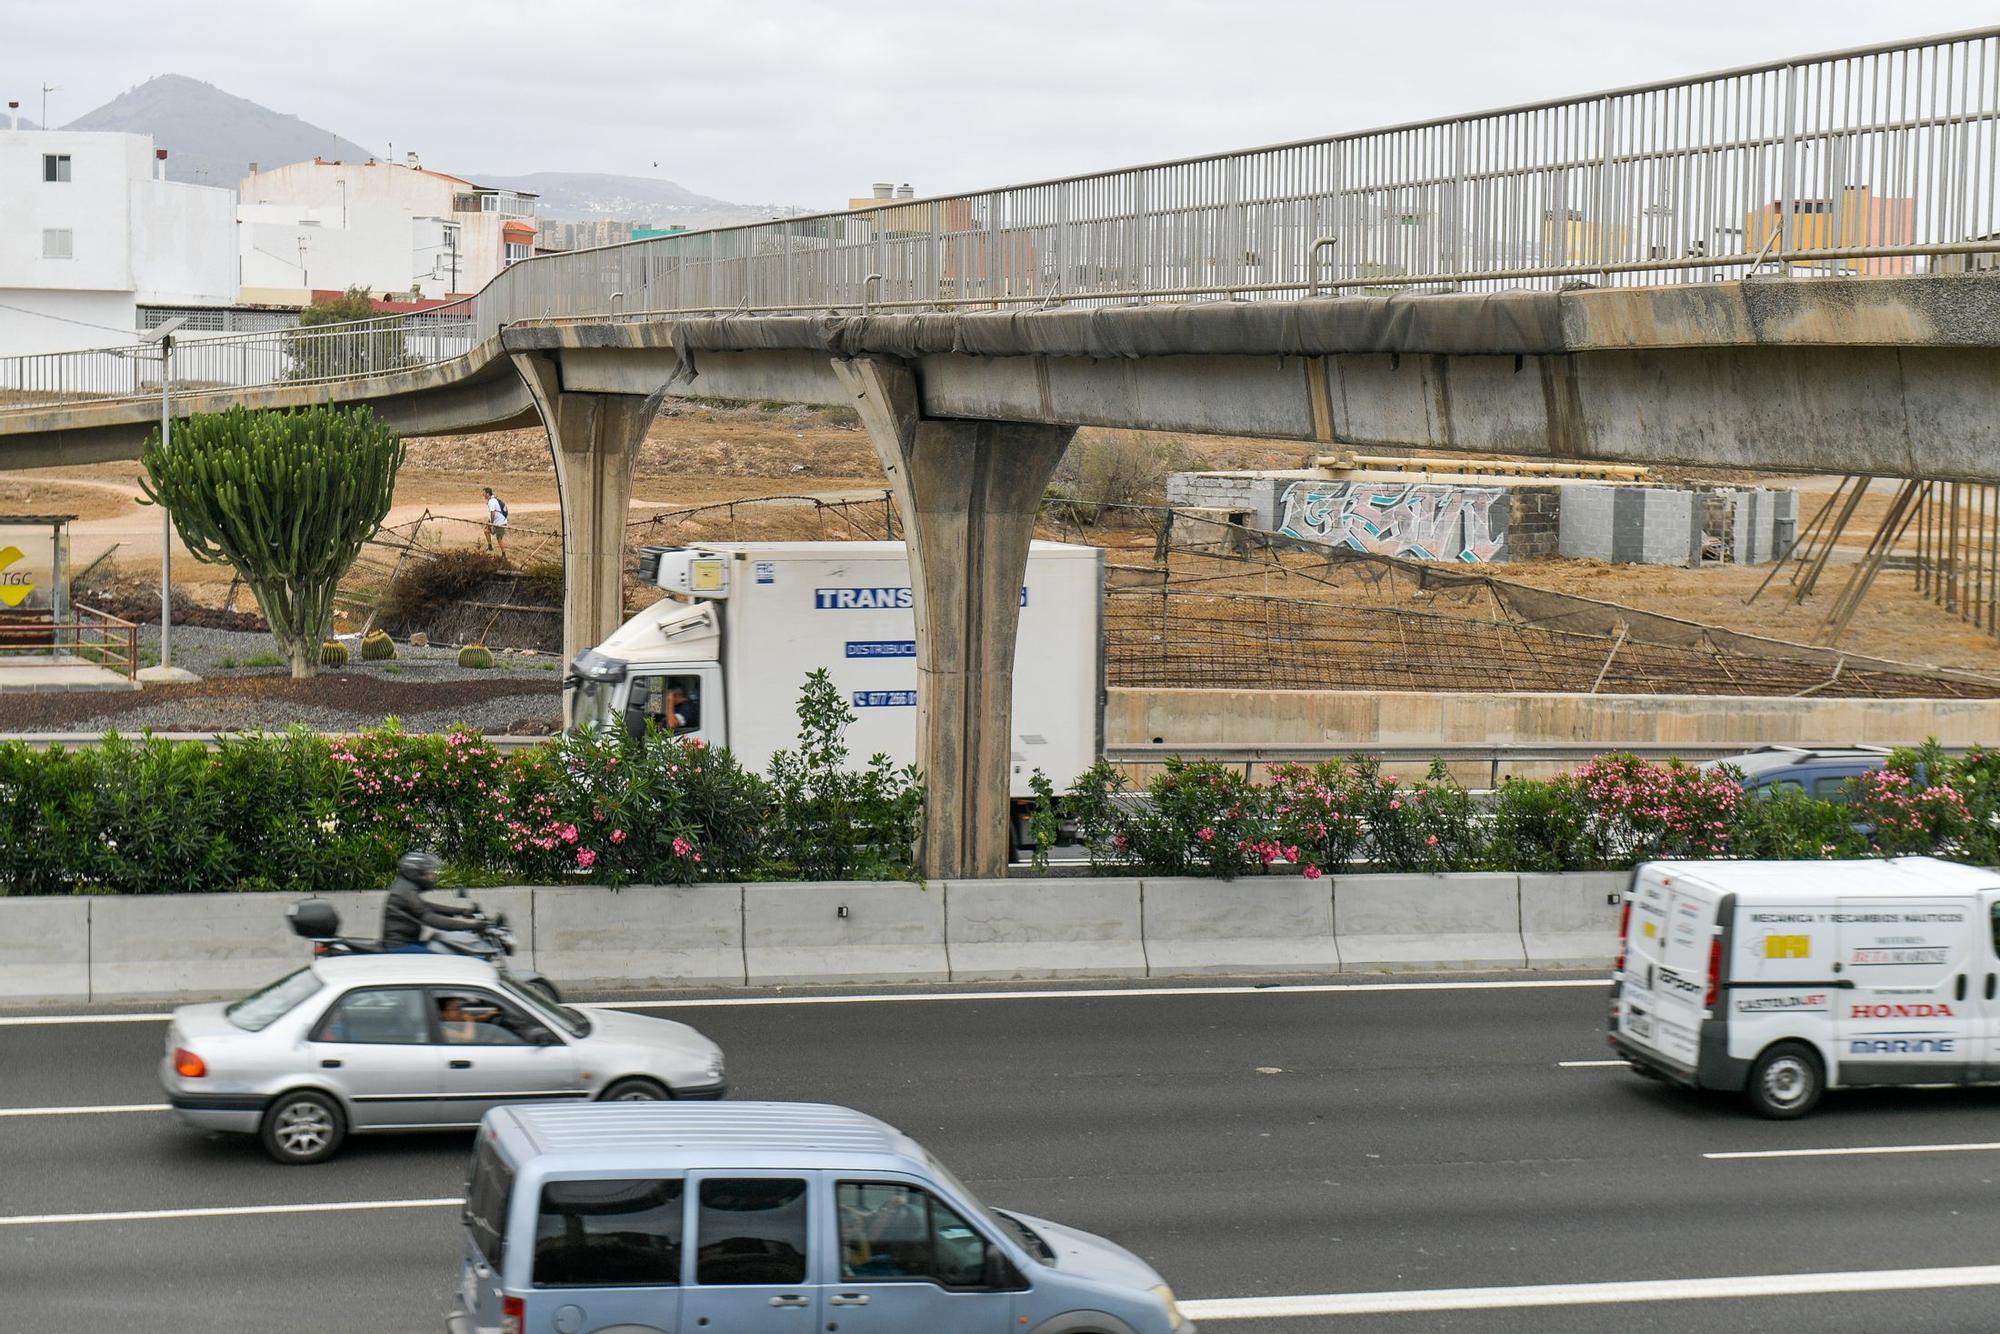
535,1178,684,1287
837,1181,993,1288
1991,902,2000,959
695,1178,809,1285
464,1139,514,1267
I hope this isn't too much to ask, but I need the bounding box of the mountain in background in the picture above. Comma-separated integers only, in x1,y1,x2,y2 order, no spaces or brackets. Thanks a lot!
51,76,813,227
65,74,377,187
471,171,814,227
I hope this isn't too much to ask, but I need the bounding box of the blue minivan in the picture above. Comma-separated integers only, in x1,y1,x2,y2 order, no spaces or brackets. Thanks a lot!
449,1101,1192,1334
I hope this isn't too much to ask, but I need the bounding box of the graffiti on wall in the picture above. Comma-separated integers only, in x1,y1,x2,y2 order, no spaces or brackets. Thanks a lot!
1278,482,1508,562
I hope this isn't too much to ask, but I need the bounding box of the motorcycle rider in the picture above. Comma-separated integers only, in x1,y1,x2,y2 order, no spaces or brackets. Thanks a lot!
380,850,484,953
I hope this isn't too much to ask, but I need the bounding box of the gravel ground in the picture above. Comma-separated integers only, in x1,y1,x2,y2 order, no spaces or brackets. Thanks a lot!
0,625,561,734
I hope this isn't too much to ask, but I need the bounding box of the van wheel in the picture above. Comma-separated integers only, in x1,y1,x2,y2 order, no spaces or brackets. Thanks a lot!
600,1077,669,1102
1746,1042,1823,1120
260,1090,346,1164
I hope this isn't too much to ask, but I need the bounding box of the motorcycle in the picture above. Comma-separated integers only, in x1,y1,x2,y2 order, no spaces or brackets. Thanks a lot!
285,896,563,1005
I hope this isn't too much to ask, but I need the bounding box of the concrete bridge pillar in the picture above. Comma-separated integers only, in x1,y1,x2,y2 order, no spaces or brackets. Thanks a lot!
832,357,1076,880
510,353,660,674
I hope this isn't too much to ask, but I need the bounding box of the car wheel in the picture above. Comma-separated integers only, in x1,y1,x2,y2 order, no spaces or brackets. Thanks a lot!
600,1077,670,1102
1746,1041,1824,1120
260,1090,346,1164
524,976,562,1005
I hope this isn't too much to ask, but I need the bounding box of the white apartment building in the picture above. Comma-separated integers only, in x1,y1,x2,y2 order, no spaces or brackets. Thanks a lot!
0,121,238,357
236,155,538,301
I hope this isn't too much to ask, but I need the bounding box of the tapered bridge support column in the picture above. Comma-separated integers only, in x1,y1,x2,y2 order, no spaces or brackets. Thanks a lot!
832,357,1076,880
511,352,662,679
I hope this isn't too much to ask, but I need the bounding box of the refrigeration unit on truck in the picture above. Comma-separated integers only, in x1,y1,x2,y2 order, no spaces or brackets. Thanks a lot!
568,540,1104,832
1608,856,2000,1119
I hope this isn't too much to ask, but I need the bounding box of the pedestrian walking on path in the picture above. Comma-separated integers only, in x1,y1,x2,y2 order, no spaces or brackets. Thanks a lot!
483,487,509,558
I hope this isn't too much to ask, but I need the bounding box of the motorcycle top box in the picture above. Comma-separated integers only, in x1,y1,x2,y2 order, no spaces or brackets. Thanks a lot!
286,898,341,939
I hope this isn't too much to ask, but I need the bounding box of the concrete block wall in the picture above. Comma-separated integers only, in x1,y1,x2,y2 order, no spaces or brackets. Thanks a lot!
0,873,1630,1006
1165,472,1297,530
1559,484,1702,566
1506,486,1561,559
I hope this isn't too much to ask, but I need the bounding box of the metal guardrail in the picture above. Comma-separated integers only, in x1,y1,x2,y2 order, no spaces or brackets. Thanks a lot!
4,27,1998,413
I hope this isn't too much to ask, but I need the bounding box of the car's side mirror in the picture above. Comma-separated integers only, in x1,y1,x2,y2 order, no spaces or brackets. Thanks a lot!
524,1024,560,1046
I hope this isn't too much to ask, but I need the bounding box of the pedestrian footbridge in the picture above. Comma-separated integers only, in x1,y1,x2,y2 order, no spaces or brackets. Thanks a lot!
7,28,2000,876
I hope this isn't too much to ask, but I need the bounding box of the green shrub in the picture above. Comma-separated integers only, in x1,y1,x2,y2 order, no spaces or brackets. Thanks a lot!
458,644,495,669
762,670,924,880
1735,784,1870,860
360,630,396,661
1488,774,1598,872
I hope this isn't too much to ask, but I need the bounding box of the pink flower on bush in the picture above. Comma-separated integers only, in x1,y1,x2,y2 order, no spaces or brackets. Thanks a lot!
1302,865,1323,880
1197,827,1215,843
610,829,627,844
576,848,597,869
1426,834,1439,846
672,835,693,857
1388,799,1402,811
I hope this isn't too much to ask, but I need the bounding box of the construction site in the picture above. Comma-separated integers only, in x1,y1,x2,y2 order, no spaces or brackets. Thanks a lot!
6,402,2000,752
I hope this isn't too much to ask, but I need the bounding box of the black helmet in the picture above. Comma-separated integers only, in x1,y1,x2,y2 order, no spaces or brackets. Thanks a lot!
397,849,441,888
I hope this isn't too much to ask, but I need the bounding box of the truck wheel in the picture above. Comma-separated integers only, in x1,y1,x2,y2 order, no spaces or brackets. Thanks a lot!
1746,1042,1823,1120
261,1090,346,1164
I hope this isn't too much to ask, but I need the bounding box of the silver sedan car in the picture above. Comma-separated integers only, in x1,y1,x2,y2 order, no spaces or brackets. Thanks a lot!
160,954,726,1164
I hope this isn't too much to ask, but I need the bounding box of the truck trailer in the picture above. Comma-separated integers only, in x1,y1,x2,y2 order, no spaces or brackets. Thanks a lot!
568,541,1105,812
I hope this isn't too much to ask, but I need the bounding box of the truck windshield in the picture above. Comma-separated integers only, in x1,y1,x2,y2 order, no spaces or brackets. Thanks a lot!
572,677,620,732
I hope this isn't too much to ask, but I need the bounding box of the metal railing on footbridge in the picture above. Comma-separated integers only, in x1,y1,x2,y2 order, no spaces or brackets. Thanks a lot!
6,26,1999,416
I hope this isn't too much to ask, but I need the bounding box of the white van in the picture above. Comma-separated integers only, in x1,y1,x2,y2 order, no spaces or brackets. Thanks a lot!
1609,857,2000,1118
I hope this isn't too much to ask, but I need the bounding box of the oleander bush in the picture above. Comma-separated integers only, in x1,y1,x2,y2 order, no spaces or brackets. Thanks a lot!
2,727,1988,894
0,676,921,894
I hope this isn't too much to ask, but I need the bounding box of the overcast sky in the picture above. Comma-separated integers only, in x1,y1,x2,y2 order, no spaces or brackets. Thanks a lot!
6,1,1997,208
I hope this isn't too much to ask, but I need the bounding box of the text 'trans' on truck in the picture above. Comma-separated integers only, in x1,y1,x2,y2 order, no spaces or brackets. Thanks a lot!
566,541,1105,849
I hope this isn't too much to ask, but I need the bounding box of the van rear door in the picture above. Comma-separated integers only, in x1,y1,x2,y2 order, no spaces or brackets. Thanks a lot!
459,1134,513,1333
1835,897,1978,1083
1649,879,1723,1073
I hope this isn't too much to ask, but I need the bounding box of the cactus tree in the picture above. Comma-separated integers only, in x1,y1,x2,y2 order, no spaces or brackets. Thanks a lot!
140,404,404,679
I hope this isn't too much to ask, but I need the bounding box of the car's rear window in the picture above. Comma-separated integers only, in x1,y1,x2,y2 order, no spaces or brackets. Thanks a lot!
224,968,324,1032
464,1137,514,1267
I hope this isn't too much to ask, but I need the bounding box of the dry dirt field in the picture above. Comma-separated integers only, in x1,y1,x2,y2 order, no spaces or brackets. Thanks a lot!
14,404,1996,678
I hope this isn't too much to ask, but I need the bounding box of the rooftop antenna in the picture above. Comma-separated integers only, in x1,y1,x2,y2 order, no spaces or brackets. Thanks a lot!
40,82,57,128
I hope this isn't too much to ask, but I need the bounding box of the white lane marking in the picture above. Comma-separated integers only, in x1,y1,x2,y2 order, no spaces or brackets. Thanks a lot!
0,1103,167,1118
599,978,1611,1010
1558,1059,1626,1068
0,1012,171,1027
0,976,1611,1028
0,1198,464,1227
1706,1141,2000,1161
1181,1264,2000,1320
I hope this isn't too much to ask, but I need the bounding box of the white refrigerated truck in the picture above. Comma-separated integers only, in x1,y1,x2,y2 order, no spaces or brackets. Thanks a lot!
568,540,1104,819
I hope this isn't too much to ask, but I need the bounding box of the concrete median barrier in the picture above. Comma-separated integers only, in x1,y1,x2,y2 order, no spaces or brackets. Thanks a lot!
1333,872,1526,970
744,882,946,985
943,879,1145,980
87,891,365,1002
0,897,91,1003
1141,877,1339,975
1520,871,1628,968
531,885,744,988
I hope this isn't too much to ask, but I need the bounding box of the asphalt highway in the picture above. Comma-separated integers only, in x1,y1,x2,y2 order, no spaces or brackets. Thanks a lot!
4,974,1999,1332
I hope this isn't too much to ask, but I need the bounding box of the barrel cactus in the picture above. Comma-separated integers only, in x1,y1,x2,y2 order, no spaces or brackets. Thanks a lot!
458,643,495,669
320,639,350,667
360,629,396,661
138,403,404,680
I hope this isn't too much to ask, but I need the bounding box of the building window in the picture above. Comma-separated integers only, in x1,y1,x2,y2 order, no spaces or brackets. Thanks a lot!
42,229,73,260
504,241,532,264
43,154,71,183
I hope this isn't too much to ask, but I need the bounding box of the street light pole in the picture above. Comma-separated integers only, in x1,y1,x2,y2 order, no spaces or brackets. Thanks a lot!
136,316,196,684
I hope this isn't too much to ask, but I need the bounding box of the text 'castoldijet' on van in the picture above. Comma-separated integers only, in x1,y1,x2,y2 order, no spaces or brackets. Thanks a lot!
1608,856,2000,1118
